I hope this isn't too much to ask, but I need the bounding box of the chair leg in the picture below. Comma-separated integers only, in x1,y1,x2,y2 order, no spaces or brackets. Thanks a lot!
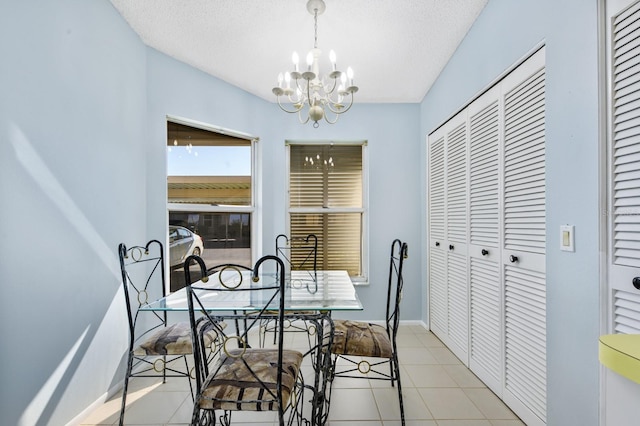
393,354,405,426
192,405,221,425
318,354,337,425
272,319,278,345
119,352,134,426
162,354,167,383
183,355,195,400
291,377,307,426
390,357,396,387
191,403,199,425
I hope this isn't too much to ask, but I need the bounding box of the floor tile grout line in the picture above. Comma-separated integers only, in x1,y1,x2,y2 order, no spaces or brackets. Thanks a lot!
81,326,522,425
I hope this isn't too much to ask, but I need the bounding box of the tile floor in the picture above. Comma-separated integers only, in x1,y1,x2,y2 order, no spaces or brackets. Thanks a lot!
81,324,525,426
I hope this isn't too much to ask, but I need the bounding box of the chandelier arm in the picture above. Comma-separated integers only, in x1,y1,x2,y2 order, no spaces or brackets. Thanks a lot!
276,96,305,114
286,90,304,106
293,78,310,104
324,94,355,115
298,109,311,124
338,94,356,114
323,110,340,125
322,78,338,96
324,87,345,106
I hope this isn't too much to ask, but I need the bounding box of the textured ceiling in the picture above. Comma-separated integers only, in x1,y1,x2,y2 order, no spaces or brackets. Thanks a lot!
109,0,488,103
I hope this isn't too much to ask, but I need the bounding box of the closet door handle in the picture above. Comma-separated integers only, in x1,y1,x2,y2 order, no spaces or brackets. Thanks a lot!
481,249,489,256
449,244,455,251
435,241,440,247
633,277,640,290
509,255,519,263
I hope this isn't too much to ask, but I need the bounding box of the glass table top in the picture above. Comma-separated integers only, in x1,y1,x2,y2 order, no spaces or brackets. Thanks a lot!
141,270,363,312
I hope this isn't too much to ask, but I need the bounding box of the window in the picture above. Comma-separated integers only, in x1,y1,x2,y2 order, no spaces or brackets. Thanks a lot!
287,142,367,282
167,119,257,291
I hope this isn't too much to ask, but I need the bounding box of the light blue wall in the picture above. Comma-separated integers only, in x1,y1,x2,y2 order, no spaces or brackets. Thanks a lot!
420,1,601,425
0,1,149,425
1,1,421,424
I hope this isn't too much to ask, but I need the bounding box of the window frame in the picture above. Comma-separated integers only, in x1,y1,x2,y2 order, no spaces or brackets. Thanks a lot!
285,140,369,285
166,115,261,277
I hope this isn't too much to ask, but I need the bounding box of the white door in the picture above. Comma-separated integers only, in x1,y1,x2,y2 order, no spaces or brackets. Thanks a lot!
468,85,504,395
604,1,640,424
428,110,469,364
606,0,640,336
500,48,547,426
445,114,470,363
428,130,447,339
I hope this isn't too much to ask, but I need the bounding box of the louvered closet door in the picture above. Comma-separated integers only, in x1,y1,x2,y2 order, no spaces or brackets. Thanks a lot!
603,2,640,425
467,85,503,395
428,110,469,362
500,48,547,426
445,113,470,363
608,0,640,338
429,128,447,339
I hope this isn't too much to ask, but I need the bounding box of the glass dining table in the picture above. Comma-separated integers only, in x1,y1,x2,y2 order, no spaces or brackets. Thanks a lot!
142,269,362,313
140,269,363,425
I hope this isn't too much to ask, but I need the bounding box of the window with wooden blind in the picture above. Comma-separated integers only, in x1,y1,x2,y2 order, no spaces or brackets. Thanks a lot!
287,142,367,280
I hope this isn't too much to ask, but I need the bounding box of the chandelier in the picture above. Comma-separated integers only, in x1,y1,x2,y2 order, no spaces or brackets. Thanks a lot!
304,153,334,169
272,0,358,128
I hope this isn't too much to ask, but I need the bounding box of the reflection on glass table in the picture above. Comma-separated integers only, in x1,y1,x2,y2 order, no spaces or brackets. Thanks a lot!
141,270,362,313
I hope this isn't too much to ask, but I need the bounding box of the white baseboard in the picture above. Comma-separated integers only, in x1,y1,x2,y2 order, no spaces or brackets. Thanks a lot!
65,384,121,426
356,319,428,329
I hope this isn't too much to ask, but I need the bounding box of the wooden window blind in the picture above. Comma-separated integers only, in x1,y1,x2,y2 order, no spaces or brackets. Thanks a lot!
289,144,363,276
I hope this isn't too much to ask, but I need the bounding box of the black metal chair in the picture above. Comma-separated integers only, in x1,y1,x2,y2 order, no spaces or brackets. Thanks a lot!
184,254,306,426
275,233,318,272
260,234,319,347
329,239,408,425
117,240,222,426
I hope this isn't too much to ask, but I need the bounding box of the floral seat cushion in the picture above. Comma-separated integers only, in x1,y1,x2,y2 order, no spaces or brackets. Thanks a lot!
198,348,303,411
331,319,393,358
134,319,223,356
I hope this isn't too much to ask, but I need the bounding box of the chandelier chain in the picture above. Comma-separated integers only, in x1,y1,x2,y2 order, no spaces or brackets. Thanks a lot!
314,9,318,49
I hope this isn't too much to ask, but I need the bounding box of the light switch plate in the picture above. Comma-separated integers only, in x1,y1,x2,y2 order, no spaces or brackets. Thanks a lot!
560,225,574,252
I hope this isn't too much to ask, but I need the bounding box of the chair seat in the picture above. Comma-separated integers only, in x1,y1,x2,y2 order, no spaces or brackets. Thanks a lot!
331,319,393,358
134,319,223,356
198,348,303,411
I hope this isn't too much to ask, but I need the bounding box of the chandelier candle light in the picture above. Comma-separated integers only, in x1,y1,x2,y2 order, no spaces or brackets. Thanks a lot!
272,0,358,127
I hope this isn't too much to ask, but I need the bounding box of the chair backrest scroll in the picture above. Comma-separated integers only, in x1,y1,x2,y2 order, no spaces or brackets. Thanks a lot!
386,239,408,339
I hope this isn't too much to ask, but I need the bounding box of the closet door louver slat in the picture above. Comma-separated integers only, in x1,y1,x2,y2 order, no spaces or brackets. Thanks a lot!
470,257,501,388
447,124,468,244
429,249,448,334
430,137,446,241
504,266,547,422
613,1,640,270
504,69,546,255
613,289,640,333
470,100,501,247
